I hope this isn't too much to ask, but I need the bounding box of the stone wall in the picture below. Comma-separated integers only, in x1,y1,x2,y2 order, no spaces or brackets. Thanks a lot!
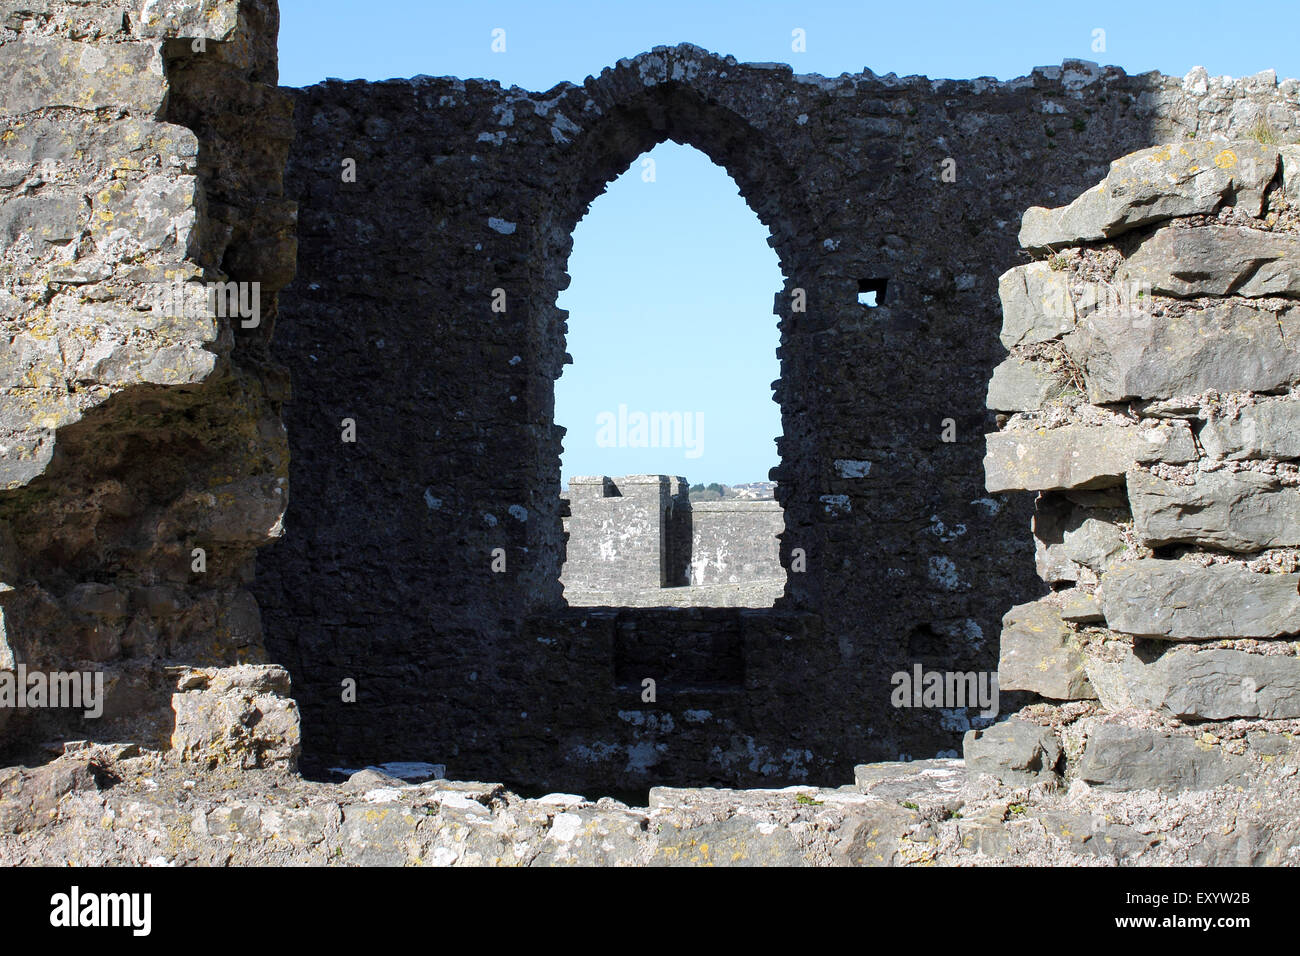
0,0,294,757
258,43,1300,789
689,499,783,586
967,139,1300,793
559,473,783,604
5,1,1300,797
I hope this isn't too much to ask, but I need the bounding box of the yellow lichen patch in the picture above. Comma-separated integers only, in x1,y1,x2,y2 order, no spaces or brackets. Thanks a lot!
1215,149,1238,169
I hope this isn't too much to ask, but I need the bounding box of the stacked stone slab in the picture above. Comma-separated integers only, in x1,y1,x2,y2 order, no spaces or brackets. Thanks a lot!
970,139,1300,792
0,0,295,756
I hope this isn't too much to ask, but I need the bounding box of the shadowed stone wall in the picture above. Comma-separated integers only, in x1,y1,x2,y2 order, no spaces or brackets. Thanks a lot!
0,0,294,758
258,44,1300,792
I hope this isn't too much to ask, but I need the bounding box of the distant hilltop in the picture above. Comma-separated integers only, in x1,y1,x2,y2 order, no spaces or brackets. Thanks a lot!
688,481,776,501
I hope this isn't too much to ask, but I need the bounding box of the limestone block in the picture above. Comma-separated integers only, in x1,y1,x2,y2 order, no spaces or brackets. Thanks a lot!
1281,144,1300,205
1087,645,1300,720
132,0,243,40
1076,723,1251,791
997,261,1076,348
997,598,1096,700
1201,396,1300,460
171,664,300,770
1064,302,1300,403
1129,468,1300,552
0,192,82,245
963,718,1063,785
0,37,165,116
89,174,202,259
1122,225,1300,298
1100,559,1300,639
1059,589,1104,623
1020,141,1279,251
984,420,1195,492
985,356,1070,411
1032,495,1129,584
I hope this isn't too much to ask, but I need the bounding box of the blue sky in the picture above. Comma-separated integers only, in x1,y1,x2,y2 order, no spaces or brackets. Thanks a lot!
280,1,1300,485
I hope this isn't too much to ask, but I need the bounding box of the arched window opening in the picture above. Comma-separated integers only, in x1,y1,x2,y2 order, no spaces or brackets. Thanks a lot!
556,142,787,608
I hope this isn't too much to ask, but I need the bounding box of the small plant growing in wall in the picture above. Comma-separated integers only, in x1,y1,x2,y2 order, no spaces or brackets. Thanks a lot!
1248,117,1279,145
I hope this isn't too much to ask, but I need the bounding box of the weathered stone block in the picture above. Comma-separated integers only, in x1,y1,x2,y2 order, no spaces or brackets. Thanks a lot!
963,718,1063,784
1201,396,1300,460
171,664,300,770
1076,723,1251,791
997,261,1076,348
997,598,1095,700
1064,302,1300,403
1123,225,1300,298
1020,141,1279,251
0,37,165,116
985,356,1070,411
1129,468,1300,552
1088,645,1300,719
1100,559,1300,639
984,421,1195,492
1059,589,1104,623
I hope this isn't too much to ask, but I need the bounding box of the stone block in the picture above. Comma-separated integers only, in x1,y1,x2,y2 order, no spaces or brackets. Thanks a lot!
1201,396,1300,460
0,37,164,116
963,718,1063,784
1076,723,1251,791
1088,645,1300,719
997,598,1095,700
1122,225,1300,298
1064,301,1300,403
984,421,1195,492
997,261,1077,348
1020,141,1279,250
171,664,300,770
1129,468,1300,552
1100,559,1300,639
985,356,1071,411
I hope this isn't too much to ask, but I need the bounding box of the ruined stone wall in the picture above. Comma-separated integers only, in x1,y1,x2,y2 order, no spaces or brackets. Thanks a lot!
559,474,782,602
0,0,293,756
967,140,1300,794
260,45,1300,790
688,499,783,586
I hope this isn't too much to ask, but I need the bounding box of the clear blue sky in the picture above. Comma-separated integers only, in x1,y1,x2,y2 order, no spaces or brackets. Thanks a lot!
279,1,1300,485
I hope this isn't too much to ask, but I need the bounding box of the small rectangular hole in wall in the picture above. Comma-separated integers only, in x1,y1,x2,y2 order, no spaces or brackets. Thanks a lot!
858,277,888,307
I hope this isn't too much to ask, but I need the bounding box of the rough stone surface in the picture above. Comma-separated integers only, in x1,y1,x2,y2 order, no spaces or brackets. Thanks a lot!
5,740,1300,865
1129,467,1300,552
1122,225,1300,298
1201,394,1300,460
1100,560,1300,639
170,665,300,771
1019,140,1279,250
963,719,1062,785
985,356,1070,412
996,598,1095,700
0,0,294,759
1076,723,1251,792
984,421,1195,492
1064,302,1300,403
1088,645,1300,720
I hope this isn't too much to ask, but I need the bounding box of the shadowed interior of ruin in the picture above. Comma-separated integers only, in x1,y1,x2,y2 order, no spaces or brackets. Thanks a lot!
247,46,1216,794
